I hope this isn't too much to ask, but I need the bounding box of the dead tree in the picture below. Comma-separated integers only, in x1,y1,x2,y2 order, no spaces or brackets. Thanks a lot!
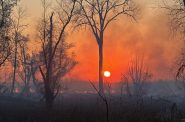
21,53,42,96
164,1,185,88
75,0,137,94
17,36,33,96
122,56,152,98
0,0,17,66
36,0,77,109
10,4,27,94
122,56,152,111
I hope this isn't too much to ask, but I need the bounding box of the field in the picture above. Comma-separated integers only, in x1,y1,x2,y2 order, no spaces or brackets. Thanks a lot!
0,89,185,122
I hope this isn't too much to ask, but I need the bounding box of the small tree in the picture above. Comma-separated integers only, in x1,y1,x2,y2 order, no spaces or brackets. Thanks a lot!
122,56,152,98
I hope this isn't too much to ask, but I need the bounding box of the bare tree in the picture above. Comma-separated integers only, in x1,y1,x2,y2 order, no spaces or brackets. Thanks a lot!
0,0,17,66
17,35,33,96
164,1,185,86
163,0,185,36
167,1,185,81
75,0,137,94
36,0,77,108
22,53,41,96
120,74,131,97
10,4,27,94
122,56,152,98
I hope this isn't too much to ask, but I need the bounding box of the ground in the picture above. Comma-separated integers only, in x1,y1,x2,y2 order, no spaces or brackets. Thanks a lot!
0,93,185,122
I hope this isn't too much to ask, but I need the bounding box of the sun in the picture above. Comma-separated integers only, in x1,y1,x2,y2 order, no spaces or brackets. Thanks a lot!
104,71,111,78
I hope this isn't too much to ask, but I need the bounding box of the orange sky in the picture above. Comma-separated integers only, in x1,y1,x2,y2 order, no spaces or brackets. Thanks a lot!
21,0,182,82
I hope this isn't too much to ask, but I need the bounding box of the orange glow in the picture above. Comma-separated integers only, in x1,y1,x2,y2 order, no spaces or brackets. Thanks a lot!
22,1,180,82
66,13,178,82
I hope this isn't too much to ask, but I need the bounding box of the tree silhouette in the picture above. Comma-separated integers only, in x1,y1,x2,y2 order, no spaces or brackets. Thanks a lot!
75,0,136,94
18,35,32,96
165,1,185,84
122,56,152,98
36,0,77,109
0,0,17,66
10,4,27,94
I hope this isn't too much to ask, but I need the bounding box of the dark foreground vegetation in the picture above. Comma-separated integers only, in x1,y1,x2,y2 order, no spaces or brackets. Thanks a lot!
0,93,185,122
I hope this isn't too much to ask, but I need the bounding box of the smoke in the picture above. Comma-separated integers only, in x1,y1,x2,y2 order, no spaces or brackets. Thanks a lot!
20,0,182,82
67,1,182,82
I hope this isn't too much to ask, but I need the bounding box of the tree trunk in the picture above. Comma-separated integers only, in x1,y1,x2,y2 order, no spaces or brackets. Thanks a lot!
44,12,54,109
11,41,17,94
45,82,54,109
99,43,104,94
22,46,30,96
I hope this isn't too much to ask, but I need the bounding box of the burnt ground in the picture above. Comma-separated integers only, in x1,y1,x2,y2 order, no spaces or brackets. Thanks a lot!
0,93,185,122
